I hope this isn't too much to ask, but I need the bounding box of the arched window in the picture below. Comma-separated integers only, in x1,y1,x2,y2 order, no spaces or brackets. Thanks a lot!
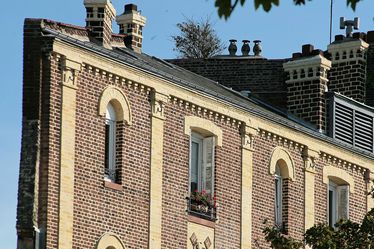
269,147,295,231
105,102,117,182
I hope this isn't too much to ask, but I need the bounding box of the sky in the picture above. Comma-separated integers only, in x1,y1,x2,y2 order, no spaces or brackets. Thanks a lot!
0,0,372,247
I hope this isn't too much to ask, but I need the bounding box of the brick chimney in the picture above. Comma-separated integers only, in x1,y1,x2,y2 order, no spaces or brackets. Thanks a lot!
84,0,116,49
116,4,146,53
327,35,369,103
365,31,374,106
283,45,332,132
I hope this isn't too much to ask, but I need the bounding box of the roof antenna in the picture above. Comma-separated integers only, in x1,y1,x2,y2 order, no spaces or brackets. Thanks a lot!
329,0,333,44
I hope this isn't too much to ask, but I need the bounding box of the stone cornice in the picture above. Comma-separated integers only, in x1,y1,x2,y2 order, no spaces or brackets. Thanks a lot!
320,152,367,175
328,39,369,63
283,55,331,83
170,95,244,130
259,129,305,152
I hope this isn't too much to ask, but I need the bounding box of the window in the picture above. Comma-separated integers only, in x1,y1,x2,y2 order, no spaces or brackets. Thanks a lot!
189,133,215,195
105,103,116,182
274,165,283,228
328,181,349,227
188,132,216,220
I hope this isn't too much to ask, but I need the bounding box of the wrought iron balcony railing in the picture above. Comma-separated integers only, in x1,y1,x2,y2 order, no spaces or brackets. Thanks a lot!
186,197,217,221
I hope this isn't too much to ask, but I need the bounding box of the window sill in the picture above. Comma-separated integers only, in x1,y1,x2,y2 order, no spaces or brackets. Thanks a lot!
188,214,216,228
103,180,123,191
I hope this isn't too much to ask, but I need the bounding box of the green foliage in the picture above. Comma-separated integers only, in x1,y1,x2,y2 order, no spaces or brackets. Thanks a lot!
172,17,225,58
262,220,303,249
214,0,362,19
304,223,335,249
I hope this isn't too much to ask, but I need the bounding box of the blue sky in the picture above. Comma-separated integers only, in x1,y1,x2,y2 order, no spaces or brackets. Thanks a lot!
0,0,372,247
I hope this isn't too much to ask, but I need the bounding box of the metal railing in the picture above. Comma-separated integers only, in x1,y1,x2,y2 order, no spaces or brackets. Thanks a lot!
186,197,217,221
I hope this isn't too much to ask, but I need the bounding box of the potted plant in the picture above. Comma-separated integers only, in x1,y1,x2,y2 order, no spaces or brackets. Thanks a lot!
190,190,217,214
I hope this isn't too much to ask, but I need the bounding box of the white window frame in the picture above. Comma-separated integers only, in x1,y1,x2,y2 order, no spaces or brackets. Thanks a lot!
328,181,349,227
274,165,283,228
189,132,215,197
105,103,116,182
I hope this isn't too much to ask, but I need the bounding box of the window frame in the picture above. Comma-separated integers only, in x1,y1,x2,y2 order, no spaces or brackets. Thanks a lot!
104,103,117,182
274,165,283,228
328,180,349,227
190,133,203,193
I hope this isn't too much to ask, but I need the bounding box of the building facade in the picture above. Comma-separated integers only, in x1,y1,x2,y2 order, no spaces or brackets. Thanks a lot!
17,1,374,248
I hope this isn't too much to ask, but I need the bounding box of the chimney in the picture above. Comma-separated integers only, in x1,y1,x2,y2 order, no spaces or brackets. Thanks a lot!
283,45,332,132
84,0,116,49
366,31,374,106
116,4,146,53
327,17,369,103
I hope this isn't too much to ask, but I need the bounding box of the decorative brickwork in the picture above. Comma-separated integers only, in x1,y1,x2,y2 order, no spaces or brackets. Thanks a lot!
366,32,374,106
17,12,374,249
328,39,369,103
283,54,331,132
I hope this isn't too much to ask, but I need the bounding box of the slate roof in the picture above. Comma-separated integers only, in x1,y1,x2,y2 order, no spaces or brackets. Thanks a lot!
41,24,374,159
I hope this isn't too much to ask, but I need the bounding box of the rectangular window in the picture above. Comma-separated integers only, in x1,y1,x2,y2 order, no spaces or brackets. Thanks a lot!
104,119,116,182
189,134,215,195
275,174,282,227
188,133,216,220
328,182,349,227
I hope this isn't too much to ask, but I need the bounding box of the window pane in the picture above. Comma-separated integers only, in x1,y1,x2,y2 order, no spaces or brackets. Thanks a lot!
191,141,199,192
105,124,110,170
329,190,334,226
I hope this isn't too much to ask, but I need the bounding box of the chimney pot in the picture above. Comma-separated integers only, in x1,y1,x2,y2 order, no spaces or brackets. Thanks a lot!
228,39,237,56
302,44,314,56
335,34,344,41
125,4,137,12
241,40,250,56
292,52,302,59
367,31,374,43
253,40,262,56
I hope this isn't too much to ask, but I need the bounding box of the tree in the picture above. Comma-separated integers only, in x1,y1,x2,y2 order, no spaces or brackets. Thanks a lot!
172,17,225,59
214,0,362,19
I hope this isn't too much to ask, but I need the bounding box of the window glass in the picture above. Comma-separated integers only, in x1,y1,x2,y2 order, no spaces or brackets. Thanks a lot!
275,165,282,227
105,103,116,182
190,141,199,193
328,181,349,227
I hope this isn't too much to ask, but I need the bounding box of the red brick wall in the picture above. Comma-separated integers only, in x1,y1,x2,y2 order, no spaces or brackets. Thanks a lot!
314,160,367,225
162,102,242,248
251,135,305,247
71,65,152,249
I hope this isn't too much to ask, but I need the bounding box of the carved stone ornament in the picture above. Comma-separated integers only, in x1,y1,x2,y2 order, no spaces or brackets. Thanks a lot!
242,134,253,149
151,91,168,119
304,156,316,173
61,58,81,89
63,68,78,88
189,234,212,249
190,233,198,246
204,237,212,248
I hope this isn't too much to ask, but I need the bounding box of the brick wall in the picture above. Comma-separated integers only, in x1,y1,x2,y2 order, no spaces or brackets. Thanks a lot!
71,65,152,248
287,78,327,131
162,102,242,248
251,135,305,247
328,38,368,104
314,160,367,224
365,31,374,106
168,58,288,109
